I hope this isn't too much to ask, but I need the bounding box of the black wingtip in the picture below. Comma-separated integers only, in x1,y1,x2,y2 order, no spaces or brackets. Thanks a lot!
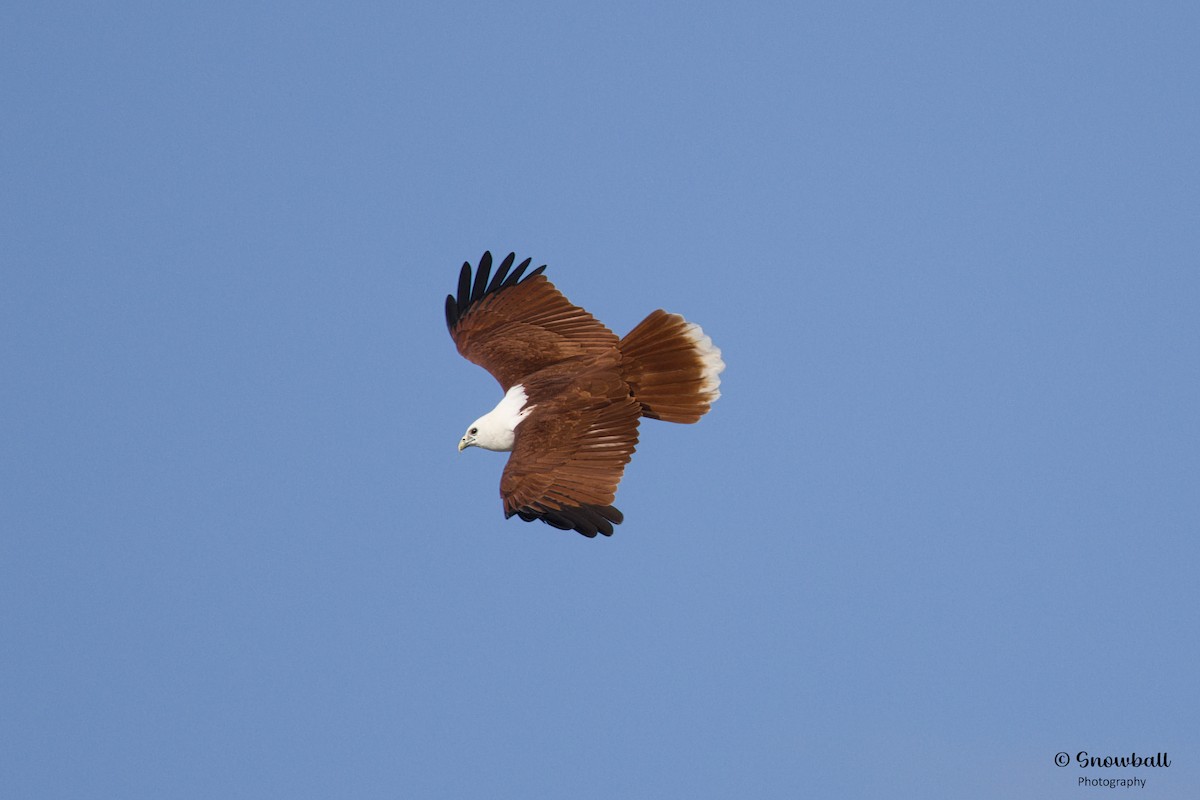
445,251,549,334
508,503,624,538
486,253,516,294
471,251,492,302
455,261,472,313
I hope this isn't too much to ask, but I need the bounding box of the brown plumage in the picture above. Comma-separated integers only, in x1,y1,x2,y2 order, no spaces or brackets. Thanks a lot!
446,251,724,537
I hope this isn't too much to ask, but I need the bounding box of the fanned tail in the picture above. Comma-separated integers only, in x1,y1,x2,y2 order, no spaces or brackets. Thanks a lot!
618,310,725,424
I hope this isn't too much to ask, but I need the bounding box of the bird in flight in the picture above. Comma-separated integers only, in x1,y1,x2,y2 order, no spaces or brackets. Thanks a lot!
446,252,724,537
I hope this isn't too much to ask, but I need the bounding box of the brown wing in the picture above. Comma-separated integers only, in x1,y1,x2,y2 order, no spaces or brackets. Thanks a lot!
499,368,640,537
445,251,619,390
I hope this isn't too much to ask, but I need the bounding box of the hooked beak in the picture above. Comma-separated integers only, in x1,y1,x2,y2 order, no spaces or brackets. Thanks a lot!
458,438,470,452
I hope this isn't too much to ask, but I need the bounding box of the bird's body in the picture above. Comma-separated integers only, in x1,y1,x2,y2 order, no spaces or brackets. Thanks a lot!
446,252,724,537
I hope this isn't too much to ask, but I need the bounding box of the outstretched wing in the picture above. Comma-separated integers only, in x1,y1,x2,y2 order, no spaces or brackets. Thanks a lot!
445,251,620,391
499,369,640,537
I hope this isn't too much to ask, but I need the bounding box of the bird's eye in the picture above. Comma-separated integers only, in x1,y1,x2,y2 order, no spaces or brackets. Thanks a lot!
469,427,477,435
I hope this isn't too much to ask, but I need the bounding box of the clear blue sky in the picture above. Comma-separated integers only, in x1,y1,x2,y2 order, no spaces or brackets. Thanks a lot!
3,3,1197,798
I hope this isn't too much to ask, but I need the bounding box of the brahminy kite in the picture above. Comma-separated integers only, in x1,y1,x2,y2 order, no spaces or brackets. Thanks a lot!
445,252,725,537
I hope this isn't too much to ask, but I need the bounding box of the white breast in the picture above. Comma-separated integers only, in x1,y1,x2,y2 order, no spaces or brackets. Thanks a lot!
471,384,536,451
